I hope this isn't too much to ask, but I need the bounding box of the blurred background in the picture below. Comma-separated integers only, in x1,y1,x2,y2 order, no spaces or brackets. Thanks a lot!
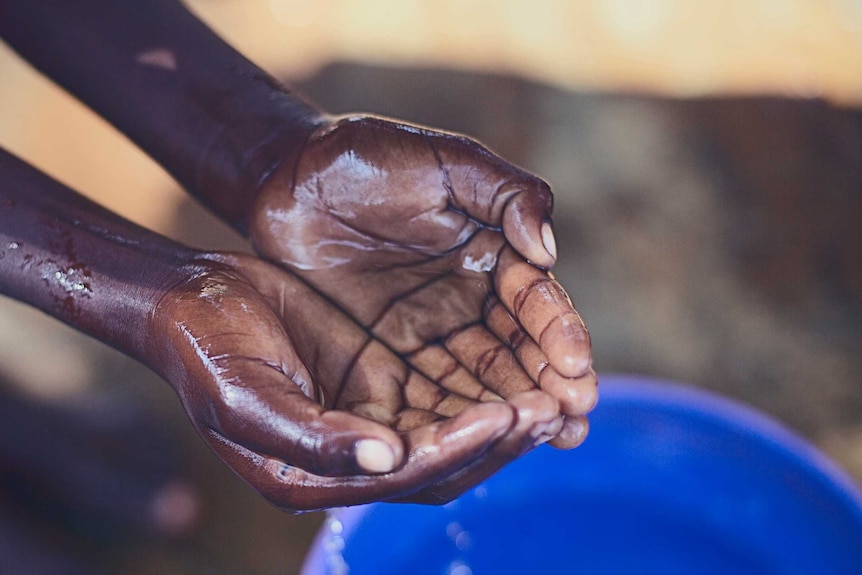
1,0,861,573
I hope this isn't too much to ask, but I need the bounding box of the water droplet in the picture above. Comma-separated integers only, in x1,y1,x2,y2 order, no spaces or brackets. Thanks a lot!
454,531,472,552
444,503,474,575
47,266,93,297
323,535,345,554
446,560,473,575
277,465,292,480
462,252,497,273
324,552,348,573
446,521,463,539
323,511,349,575
326,555,349,575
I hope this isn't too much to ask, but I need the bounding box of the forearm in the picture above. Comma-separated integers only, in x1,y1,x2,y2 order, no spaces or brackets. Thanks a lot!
0,0,325,230
0,148,203,361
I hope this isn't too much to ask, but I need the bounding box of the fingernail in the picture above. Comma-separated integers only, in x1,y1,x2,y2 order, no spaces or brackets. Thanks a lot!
534,433,555,446
532,415,564,446
546,316,592,378
541,222,557,261
563,416,589,445
355,439,396,473
559,354,592,380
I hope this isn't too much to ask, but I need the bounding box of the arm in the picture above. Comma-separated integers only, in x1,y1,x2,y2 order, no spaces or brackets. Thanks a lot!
0,0,595,478
0,0,323,230
0,148,547,510
0,1,557,266
0,148,200,359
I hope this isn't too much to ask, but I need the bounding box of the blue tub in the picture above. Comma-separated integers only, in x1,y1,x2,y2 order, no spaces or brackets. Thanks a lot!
302,375,862,574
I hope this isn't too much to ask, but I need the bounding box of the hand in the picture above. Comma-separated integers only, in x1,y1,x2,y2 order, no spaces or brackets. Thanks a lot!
147,252,566,510
250,116,597,452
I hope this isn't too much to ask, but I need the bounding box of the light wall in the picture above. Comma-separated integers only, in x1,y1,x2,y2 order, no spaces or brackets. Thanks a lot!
1,0,860,232
195,0,862,103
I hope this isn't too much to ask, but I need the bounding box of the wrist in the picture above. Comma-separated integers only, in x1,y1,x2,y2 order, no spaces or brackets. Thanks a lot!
195,84,329,232
0,0,328,234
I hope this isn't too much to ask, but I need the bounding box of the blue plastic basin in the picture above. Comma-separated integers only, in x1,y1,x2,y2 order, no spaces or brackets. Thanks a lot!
302,375,862,574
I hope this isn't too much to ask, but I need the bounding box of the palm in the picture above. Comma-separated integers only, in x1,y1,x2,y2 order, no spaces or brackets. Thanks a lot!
221,253,495,430
148,253,562,509
251,117,597,433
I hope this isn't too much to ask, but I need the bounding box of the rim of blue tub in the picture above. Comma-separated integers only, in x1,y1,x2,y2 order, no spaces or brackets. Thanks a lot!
302,374,862,574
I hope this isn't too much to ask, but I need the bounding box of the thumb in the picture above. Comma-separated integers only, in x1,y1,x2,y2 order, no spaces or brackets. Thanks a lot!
431,133,557,268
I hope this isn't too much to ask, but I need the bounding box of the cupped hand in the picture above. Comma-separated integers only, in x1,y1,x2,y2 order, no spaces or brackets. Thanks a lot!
146,252,567,510
250,116,597,454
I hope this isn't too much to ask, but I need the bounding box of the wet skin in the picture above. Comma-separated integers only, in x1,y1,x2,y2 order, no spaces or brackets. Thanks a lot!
251,116,597,443
0,0,596,510
0,149,592,510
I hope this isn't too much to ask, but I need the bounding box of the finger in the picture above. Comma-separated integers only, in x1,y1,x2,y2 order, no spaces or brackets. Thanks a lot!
407,345,504,402
484,300,599,416
204,402,514,511
547,415,590,450
484,296,545,380
209,357,406,476
396,389,563,504
494,247,591,378
485,299,598,415
394,408,443,432
330,340,479,424
502,186,557,269
402,370,478,417
539,368,599,417
433,138,556,268
154,267,408,477
444,324,537,399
